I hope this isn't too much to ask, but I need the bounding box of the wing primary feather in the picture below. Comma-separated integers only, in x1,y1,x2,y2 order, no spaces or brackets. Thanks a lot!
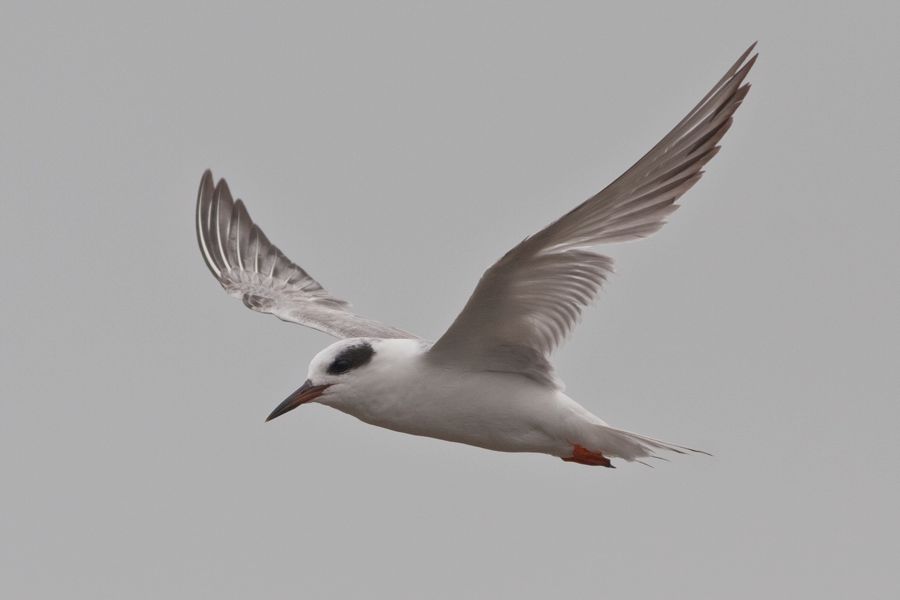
212,180,232,272
196,169,222,279
249,226,260,273
226,200,244,271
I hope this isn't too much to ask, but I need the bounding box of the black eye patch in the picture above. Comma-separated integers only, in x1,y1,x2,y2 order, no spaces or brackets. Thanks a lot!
327,343,375,375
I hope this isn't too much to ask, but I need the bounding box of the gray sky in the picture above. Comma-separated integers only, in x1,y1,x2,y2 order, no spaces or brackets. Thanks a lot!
2,2,898,598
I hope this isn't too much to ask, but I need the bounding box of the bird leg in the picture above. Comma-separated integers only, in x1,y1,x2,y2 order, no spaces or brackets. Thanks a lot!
562,444,614,468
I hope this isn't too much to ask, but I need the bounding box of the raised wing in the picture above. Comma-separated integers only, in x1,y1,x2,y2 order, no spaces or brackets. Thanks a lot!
196,170,416,340
428,45,757,386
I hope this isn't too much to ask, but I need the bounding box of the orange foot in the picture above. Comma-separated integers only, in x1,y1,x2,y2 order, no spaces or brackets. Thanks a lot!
562,444,614,468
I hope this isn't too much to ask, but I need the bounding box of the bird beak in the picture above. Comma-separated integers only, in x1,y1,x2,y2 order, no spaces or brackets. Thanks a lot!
266,379,331,422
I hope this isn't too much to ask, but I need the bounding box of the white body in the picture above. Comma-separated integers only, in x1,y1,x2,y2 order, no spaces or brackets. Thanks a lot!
313,339,687,462
329,341,586,456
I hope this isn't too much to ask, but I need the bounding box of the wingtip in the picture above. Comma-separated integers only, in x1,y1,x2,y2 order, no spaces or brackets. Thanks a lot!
199,169,236,207
214,175,233,203
742,43,759,75
741,41,758,61
198,169,214,196
744,51,759,69
731,43,758,76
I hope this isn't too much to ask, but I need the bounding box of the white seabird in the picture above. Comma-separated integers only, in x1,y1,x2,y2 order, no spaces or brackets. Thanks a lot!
196,45,756,467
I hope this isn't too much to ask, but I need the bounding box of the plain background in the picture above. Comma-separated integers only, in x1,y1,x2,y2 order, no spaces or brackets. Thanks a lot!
2,2,898,598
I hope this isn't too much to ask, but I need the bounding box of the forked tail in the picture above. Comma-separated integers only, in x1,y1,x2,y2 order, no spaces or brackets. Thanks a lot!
567,424,710,467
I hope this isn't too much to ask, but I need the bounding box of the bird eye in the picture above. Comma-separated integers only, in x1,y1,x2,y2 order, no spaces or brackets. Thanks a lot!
326,342,375,375
330,359,352,374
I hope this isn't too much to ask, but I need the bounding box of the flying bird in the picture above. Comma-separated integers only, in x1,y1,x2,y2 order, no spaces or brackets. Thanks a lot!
196,45,756,468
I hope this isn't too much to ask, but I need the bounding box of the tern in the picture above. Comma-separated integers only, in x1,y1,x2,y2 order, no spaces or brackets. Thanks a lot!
196,45,755,467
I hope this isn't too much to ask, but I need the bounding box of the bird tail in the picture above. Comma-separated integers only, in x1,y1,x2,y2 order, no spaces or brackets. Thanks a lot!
588,424,710,463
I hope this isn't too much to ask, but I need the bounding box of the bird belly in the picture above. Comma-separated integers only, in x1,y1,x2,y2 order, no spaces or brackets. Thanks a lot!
337,370,578,456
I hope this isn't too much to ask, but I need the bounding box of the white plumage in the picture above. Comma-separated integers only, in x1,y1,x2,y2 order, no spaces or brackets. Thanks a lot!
196,45,755,467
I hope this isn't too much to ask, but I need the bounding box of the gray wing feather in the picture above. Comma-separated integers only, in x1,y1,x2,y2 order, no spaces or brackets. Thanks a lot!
196,171,417,340
428,45,757,386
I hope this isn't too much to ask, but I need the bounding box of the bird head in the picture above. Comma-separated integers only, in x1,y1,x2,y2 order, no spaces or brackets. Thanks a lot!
265,338,384,421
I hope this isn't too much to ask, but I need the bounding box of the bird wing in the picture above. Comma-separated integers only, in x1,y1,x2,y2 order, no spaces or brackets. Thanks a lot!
196,170,417,340
427,45,757,386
